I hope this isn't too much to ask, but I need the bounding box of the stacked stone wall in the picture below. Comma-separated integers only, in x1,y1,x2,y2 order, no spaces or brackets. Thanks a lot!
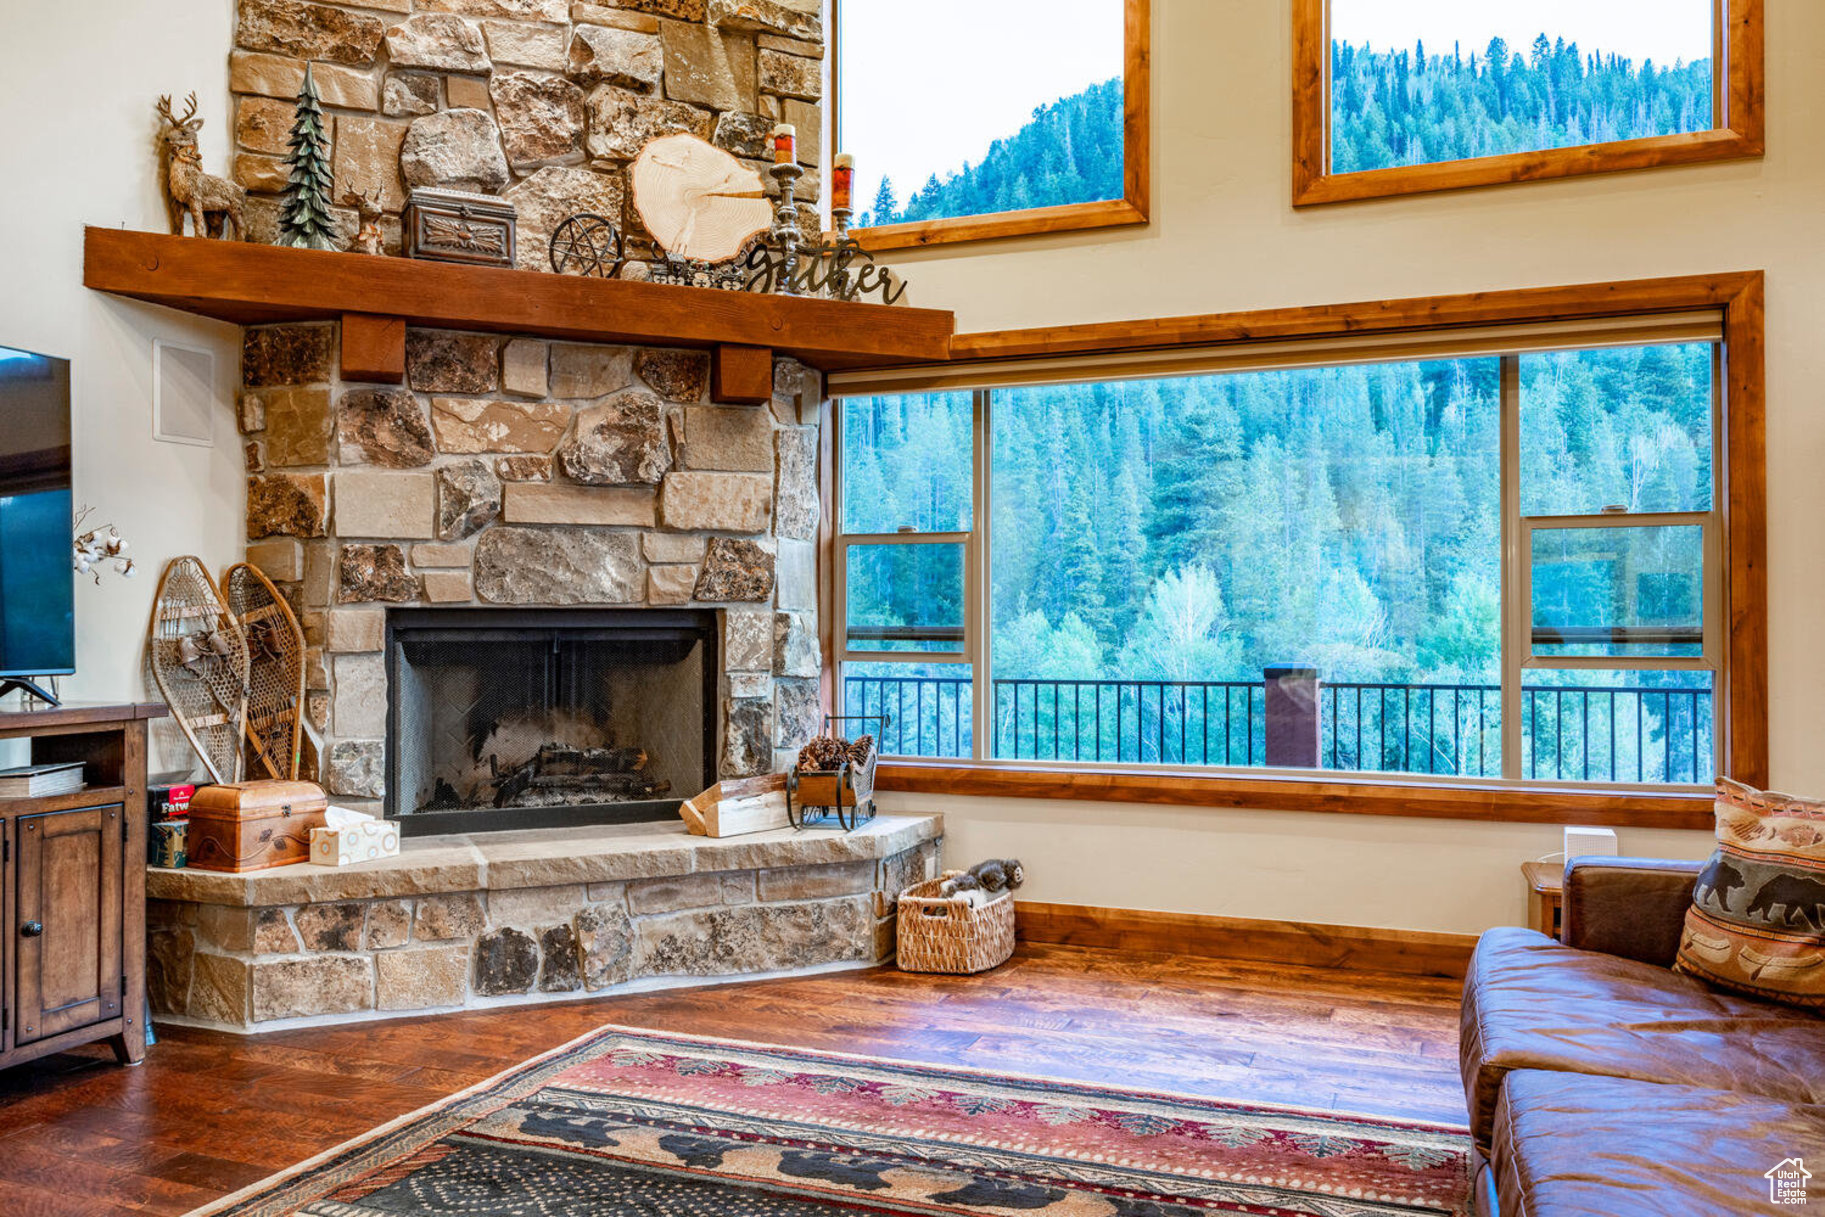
239,320,824,802
227,0,825,261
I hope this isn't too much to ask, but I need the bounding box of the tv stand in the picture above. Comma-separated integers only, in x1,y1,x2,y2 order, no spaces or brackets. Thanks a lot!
0,678,60,706
0,701,165,1069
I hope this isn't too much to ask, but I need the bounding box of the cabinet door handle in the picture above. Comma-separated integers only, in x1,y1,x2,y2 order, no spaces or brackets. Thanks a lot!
20,920,44,938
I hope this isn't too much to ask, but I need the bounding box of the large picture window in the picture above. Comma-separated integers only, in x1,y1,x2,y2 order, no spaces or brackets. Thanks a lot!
829,275,1767,826
834,0,1150,251
1293,0,1763,205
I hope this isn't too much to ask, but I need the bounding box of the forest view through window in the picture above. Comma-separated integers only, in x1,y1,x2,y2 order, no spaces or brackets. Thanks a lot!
837,339,1720,787
1328,0,1716,173
838,0,1126,227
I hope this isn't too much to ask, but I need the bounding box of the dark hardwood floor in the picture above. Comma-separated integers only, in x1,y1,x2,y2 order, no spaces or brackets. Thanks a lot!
0,942,1467,1216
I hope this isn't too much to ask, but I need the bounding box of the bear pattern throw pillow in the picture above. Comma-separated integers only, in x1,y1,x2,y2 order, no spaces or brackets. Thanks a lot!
1675,778,1825,1006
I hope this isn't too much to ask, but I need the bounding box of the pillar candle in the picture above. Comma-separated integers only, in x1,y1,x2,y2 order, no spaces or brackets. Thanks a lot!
770,123,796,165
831,153,854,211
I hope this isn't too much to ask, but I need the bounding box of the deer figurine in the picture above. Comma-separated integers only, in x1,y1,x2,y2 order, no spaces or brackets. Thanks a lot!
341,186,386,256
156,93,246,241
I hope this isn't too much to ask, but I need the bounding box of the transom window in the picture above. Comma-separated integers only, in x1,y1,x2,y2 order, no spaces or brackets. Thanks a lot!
833,0,1150,251
834,323,1727,790
1294,0,1763,204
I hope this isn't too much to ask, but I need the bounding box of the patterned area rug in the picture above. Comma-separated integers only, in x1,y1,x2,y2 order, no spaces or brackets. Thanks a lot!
193,1026,1472,1217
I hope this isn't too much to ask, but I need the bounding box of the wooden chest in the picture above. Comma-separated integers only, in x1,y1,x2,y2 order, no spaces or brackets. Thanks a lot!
187,780,328,872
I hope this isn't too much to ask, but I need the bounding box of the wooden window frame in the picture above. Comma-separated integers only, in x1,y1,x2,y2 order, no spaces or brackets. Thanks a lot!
831,0,1151,252
833,392,986,755
1292,0,1765,207
841,272,1766,830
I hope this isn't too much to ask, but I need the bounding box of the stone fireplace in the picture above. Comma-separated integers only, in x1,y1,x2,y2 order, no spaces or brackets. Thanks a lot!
387,607,718,833
239,320,826,811
134,0,952,1037
143,322,929,1037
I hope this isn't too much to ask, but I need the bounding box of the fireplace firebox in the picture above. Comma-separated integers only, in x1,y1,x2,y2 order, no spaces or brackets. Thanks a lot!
385,609,719,836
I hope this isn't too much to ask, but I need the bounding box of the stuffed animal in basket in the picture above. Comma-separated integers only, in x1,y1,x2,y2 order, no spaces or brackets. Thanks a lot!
939,858,1025,905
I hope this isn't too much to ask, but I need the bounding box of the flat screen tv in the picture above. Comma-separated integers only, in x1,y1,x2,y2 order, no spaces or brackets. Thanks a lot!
0,345,73,704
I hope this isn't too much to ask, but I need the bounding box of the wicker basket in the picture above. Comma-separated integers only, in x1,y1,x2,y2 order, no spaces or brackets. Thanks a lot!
895,873,1017,974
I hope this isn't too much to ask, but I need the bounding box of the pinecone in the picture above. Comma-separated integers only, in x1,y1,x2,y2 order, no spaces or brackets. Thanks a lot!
797,732,878,772
797,735,849,772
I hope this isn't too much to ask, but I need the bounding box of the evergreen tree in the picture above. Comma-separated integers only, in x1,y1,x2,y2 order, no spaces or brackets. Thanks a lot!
279,65,337,251
886,78,1125,226
867,176,898,228
1147,394,1242,573
853,40,1697,229
1057,475,1107,633
1101,463,1148,638
1330,33,1712,174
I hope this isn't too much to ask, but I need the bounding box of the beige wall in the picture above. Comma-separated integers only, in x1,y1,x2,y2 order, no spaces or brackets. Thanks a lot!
876,0,1825,933
0,0,243,770
877,792,1717,931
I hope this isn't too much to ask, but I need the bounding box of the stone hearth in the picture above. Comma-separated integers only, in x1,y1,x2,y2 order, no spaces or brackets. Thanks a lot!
147,815,941,1032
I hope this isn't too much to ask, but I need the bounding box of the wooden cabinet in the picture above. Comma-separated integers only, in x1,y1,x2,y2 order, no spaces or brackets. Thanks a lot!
0,702,162,1070
15,803,126,1044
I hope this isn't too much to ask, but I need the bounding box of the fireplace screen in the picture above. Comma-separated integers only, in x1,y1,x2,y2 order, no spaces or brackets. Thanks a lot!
385,609,718,835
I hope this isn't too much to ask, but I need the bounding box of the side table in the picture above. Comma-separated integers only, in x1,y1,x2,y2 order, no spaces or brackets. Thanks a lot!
1521,860,1565,940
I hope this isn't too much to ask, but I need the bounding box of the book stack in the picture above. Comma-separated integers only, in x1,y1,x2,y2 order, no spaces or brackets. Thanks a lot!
0,762,85,798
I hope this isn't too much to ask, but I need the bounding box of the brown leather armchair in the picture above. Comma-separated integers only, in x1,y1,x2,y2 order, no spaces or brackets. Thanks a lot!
1462,856,1825,1216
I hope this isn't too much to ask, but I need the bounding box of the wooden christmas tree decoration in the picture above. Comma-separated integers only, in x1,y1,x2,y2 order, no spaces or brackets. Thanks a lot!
279,65,337,251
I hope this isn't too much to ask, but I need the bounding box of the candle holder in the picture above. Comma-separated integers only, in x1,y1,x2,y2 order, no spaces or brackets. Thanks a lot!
766,160,805,296
824,205,858,300
741,161,907,305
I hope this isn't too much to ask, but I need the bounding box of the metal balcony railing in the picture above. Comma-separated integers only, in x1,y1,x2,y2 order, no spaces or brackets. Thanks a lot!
1518,683,1713,785
992,680,1267,767
842,673,1715,785
1322,682,1501,777
842,675,973,760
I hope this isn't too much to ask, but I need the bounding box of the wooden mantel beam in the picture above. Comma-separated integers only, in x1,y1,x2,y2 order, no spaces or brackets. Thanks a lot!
82,228,955,372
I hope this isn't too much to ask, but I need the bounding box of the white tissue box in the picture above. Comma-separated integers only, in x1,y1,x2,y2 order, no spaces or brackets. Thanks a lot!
310,815,400,866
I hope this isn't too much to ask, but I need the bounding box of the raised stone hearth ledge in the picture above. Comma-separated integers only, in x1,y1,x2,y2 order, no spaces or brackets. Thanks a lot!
147,816,941,1033
147,816,940,905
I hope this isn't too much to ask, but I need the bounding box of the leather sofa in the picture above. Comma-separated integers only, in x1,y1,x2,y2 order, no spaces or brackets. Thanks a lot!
1461,857,1825,1216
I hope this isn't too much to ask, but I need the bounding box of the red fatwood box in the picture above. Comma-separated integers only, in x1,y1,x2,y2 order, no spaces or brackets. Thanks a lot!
151,782,196,821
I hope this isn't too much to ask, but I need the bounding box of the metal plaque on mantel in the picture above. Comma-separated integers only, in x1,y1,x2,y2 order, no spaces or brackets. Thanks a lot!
404,187,517,269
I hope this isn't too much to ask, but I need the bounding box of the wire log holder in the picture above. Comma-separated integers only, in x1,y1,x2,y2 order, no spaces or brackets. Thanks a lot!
785,713,888,832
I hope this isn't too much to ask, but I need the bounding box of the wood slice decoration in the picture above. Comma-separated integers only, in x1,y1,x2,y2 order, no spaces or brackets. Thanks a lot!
630,133,772,263
224,562,306,780
148,556,250,784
